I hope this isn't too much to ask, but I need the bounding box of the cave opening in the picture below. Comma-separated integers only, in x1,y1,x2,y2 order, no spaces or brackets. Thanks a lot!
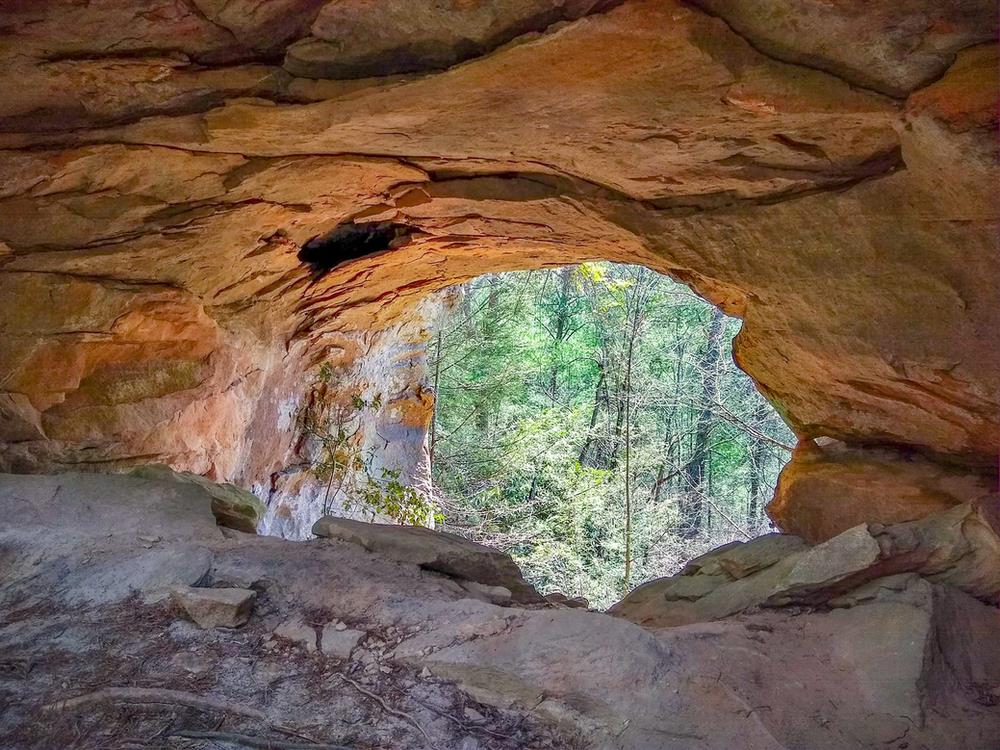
299,220,416,279
425,263,795,608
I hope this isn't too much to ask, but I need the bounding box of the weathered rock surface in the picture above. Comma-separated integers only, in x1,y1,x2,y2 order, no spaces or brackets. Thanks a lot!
0,472,222,604
286,0,616,79
544,592,590,609
131,464,265,534
770,439,995,543
610,501,1000,628
0,0,997,538
689,0,997,96
272,618,320,652
681,532,808,578
313,515,544,603
171,584,256,628
320,623,364,659
2,472,999,749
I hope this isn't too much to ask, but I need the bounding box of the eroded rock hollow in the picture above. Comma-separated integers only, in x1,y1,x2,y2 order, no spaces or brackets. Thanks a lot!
2,5,1000,747
0,1,997,537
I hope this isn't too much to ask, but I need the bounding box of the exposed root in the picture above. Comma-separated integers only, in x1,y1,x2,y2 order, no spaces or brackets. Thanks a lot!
168,729,355,749
43,687,272,723
333,673,431,746
42,686,322,743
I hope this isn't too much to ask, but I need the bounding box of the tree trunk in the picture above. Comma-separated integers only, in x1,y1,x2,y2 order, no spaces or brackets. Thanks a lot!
579,360,606,467
747,402,770,524
681,308,725,539
474,279,502,435
548,266,574,404
429,329,443,469
622,305,637,593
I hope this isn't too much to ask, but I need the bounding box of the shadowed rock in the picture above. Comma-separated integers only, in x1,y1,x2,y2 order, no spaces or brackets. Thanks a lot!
611,502,1000,628
312,516,545,603
284,0,616,79
689,0,997,96
130,464,265,534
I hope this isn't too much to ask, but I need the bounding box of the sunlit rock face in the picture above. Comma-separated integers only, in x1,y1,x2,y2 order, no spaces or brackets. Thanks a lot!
0,0,996,536
771,440,996,545
257,294,450,539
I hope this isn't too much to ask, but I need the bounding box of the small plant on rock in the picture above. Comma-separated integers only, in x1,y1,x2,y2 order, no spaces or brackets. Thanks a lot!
357,468,443,527
299,364,438,526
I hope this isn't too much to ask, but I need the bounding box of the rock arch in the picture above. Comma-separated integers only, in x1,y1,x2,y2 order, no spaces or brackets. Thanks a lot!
0,0,996,539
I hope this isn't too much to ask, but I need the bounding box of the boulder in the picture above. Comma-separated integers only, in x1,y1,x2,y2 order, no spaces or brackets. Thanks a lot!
0,472,220,604
171,585,256,628
873,500,1000,601
679,533,807,578
769,524,882,603
611,502,1000,627
769,440,993,543
459,580,515,605
609,533,806,626
544,592,590,609
312,516,544,603
130,465,265,534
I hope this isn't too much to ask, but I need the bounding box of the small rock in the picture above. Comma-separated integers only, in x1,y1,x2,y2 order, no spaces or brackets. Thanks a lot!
171,651,214,674
320,624,363,659
420,666,433,679
273,619,318,652
463,706,485,723
172,585,255,629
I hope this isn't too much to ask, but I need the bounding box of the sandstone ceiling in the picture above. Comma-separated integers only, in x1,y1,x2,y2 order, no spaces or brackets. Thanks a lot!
0,0,996,539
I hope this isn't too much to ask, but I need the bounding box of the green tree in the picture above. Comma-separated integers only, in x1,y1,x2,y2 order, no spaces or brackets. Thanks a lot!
428,263,794,607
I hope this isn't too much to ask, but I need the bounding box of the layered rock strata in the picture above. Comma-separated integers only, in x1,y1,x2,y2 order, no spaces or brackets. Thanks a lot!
0,0,996,535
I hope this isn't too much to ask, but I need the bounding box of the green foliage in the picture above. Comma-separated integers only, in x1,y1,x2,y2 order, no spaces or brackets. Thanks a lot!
429,263,794,607
300,373,436,526
356,468,443,527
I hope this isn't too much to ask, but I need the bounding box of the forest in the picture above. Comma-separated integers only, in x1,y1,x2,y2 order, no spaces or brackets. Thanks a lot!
428,263,795,607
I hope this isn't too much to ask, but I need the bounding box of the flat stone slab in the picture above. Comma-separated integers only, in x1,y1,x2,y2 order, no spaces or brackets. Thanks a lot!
320,624,364,659
131,464,265,534
172,585,256,629
312,516,543,603
273,619,318,651
681,533,808,579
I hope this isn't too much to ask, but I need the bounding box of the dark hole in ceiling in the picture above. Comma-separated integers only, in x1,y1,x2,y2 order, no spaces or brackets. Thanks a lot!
299,221,416,279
